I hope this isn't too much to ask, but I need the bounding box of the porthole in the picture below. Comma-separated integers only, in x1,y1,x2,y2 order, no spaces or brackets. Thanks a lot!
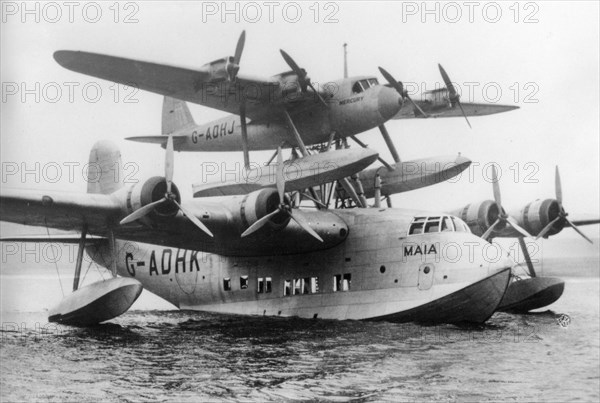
423,266,431,274
380,265,386,274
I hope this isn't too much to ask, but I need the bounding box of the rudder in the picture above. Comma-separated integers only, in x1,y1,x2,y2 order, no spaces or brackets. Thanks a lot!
87,140,123,194
162,96,195,134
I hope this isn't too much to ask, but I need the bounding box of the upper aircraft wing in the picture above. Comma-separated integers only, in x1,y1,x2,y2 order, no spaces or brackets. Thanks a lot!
53,51,325,121
392,102,519,120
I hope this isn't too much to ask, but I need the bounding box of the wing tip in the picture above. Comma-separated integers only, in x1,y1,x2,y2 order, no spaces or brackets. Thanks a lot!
53,50,78,67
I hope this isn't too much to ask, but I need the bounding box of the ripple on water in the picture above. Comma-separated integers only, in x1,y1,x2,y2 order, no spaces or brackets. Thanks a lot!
1,279,599,402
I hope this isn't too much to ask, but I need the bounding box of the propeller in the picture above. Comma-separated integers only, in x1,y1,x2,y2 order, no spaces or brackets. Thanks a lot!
378,67,428,118
481,165,532,240
280,49,328,107
120,135,214,237
241,147,324,242
226,30,246,82
536,166,592,243
438,64,471,128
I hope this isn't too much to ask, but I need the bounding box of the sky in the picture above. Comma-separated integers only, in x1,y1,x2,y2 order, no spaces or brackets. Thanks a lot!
1,0,599,245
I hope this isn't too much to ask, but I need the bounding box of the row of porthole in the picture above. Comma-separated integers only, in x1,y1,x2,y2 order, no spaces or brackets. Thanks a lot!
379,265,432,274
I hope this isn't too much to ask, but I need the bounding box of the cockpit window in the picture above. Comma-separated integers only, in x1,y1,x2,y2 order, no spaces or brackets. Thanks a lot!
352,78,379,94
441,216,453,232
409,215,470,235
424,217,441,233
451,217,470,232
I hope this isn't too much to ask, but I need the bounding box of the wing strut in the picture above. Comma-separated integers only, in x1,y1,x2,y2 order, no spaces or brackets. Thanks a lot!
72,225,88,291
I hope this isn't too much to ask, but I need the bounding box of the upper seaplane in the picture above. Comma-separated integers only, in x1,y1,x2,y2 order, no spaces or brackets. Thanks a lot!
53,31,518,169
0,135,514,326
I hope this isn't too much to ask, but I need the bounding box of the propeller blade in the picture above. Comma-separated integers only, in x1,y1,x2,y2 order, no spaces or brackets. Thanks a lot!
378,67,404,96
280,49,303,77
173,200,213,237
280,49,308,91
165,134,174,194
535,216,561,240
276,147,285,202
481,218,501,240
566,218,593,244
456,100,472,129
438,63,457,99
289,212,324,242
379,67,428,117
241,209,280,238
491,164,502,212
405,94,428,118
555,165,563,204
233,30,245,65
120,198,165,225
507,216,533,238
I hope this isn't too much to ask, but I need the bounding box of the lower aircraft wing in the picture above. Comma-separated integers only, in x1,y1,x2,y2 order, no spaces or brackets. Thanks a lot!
0,188,121,235
570,219,600,226
1,140,377,257
393,102,519,120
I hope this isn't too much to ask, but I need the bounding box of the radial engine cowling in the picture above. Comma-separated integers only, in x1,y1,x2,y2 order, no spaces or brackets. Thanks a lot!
451,200,502,237
234,188,290,233
124,176,181,220
199,58,234,83
516,199,563,237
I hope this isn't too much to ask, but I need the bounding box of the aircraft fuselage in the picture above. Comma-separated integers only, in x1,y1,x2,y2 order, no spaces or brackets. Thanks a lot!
172,77,400,152
89,208,512,323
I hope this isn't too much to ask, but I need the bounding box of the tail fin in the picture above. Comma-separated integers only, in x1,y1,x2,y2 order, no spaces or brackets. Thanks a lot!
87,140,123,194
162,96,195,134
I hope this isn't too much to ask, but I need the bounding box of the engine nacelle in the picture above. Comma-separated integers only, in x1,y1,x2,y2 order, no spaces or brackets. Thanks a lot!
121,176,181,221
450,200,502,238
199,57,236,83
422,88,452,108
216,188,291,235
515,198,563,237
272,71,305,99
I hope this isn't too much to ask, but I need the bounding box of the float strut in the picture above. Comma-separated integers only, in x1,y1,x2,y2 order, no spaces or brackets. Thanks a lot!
518,236,537,277
72,225,88,291
350,135,394,171
283,110,309,157
378,124,401,163
240,103,250,169
373,174,382,208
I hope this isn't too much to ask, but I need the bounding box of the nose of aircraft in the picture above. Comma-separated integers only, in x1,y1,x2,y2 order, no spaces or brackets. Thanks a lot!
377,86,402,121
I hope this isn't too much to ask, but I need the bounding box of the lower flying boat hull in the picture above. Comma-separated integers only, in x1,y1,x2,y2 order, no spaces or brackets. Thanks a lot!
89,209,514,325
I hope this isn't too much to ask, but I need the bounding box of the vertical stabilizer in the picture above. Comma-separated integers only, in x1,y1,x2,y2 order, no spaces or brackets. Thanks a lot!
87,140,123,194
162,96,195,134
